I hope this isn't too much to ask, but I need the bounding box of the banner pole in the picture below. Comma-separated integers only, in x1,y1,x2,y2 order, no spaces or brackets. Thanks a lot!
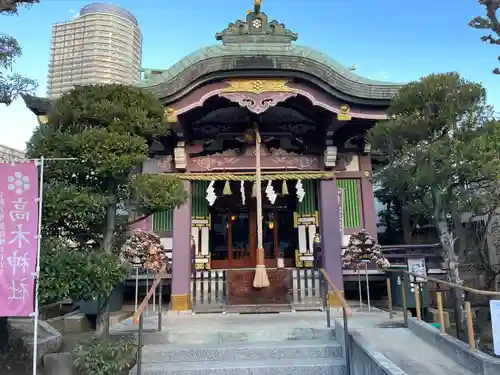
32,155,45,375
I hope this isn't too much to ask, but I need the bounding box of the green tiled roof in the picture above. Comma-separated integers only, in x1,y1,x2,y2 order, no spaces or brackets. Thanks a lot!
137,10,404,101
136,43,403,101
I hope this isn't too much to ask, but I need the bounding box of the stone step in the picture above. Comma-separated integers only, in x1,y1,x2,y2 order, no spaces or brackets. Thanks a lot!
140,339,343,363
141,327,335,345
129,358,346,375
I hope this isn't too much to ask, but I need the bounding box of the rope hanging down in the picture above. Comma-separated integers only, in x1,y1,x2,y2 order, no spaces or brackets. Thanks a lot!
253,125,270,288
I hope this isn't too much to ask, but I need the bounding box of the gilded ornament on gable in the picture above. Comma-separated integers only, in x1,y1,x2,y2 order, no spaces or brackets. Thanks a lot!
252,18,263,28
337,104,352,121
215,3,298,45
37,115,49,124
254,0,262,13
221,79,296,95
164,107,178,123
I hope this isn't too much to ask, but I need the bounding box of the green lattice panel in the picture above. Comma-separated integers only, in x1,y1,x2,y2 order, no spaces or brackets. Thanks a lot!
336,179,361,228
296,180,317,216
192,181,210,217
153,210,173,232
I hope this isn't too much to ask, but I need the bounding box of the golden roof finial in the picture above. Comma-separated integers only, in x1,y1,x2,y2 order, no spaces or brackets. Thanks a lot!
254,0,262,14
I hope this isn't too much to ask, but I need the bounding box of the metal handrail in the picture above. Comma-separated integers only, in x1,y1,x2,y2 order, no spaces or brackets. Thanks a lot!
319,268,352,375
341,244,441,250
133,271,166,375
133,274,163,323
385,268,500,352
386,269,500,296
319,268,353,315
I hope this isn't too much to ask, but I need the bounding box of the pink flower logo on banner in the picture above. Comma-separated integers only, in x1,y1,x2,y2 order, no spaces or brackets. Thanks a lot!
0,162,39,317
8,172,31,195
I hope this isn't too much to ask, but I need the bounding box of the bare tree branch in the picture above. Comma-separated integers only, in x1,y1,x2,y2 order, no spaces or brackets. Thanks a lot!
470,0,500,74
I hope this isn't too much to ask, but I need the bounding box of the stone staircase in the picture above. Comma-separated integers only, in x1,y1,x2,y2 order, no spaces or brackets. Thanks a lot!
122,312,347,375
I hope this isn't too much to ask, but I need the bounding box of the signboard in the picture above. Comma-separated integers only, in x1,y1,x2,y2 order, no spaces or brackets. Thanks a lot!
0,162,39,317
407,257,427,283
490,300,500,356
486,214,500,270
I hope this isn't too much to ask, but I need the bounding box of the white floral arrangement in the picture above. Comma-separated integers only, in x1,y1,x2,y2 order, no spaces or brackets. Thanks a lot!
341,229,390,270
121,228,168,273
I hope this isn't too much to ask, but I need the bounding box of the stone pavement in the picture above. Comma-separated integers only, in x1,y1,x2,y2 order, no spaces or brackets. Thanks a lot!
115,311,346,375
111,307,478,375
343,309,477,375
111,310,338,334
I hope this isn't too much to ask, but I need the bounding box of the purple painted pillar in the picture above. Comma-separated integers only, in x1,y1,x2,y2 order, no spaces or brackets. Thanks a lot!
171,180,192,311
359,156,378,238
318,179,344,306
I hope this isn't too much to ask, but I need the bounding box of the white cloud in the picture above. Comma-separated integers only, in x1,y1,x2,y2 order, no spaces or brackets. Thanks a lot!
0,98,39,151
69,9,79,19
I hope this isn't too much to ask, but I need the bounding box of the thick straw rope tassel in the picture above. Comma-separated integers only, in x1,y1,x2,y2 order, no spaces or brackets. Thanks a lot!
253,125,270,288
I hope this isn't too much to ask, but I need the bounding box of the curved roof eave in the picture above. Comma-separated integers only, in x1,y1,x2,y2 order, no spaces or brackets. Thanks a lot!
136,43,405,101
22,94,52,115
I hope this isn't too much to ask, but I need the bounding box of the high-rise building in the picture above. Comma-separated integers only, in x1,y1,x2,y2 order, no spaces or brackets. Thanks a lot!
0,144,25,163
47,3,142,98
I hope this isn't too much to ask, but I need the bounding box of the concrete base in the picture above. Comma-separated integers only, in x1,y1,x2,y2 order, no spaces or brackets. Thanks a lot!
138,340,342,363
109,311,134,326
427,307,450,329
138,326,336,346
9,318,62,365
116,307,484,375
407,318,500,375
64,313,89,333
125,312,346,375
47,311,81,332
42,352,76,375
350,335,408,375
130,358,345,375
334,307,485,375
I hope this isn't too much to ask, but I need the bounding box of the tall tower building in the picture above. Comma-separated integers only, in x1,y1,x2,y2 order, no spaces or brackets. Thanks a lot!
0,144,25,163
47,3,142,98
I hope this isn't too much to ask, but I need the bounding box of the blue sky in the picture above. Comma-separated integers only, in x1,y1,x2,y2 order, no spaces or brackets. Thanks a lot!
1,0,498,150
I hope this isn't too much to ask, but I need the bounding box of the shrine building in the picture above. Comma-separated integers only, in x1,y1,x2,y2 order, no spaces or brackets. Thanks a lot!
23,7,404,312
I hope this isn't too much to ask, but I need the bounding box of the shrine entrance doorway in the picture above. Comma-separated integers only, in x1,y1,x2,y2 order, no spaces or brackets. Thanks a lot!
209,181,297,270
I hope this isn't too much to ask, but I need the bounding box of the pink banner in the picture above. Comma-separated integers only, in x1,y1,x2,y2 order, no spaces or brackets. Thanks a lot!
0,162,39,317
